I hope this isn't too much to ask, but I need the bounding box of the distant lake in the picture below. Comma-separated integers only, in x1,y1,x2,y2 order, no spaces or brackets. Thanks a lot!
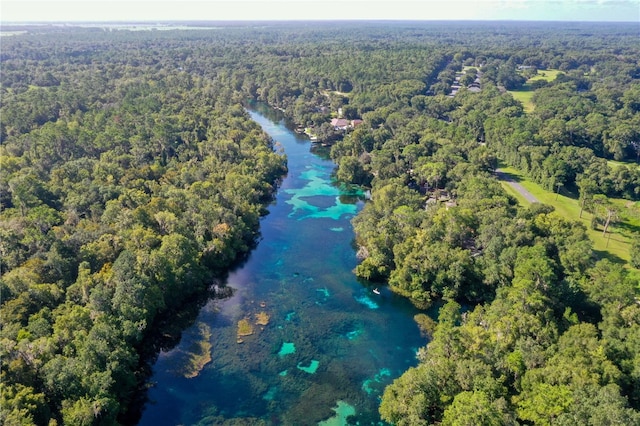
137,102,426,425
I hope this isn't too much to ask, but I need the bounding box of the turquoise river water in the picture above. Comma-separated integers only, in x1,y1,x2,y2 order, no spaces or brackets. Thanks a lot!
137,103,426,425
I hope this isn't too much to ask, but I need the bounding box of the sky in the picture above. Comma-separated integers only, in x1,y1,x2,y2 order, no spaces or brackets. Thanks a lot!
2,0,639,22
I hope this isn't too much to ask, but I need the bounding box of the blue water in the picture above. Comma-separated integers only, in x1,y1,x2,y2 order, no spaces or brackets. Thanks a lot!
137,103,426,425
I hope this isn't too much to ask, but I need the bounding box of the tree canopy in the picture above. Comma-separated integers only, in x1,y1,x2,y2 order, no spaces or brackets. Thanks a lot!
1,21,639,425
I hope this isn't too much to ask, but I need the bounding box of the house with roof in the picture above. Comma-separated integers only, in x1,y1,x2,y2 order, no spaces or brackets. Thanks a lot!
331,118,350,130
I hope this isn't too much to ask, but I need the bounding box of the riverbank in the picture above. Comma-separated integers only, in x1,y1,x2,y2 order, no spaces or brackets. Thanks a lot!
137,102,426,425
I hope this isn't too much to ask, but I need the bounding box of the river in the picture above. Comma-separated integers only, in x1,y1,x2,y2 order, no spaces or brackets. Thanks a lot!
137,103,426,425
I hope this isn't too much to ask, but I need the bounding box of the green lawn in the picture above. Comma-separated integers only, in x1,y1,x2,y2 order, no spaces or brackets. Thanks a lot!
608,159,640,170
499,179,531,206
509,88,535,113
528,69,563,82
498,165,638,267
508,69,563,113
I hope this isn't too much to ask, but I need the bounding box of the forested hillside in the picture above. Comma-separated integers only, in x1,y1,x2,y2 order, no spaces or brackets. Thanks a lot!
1,21,639,425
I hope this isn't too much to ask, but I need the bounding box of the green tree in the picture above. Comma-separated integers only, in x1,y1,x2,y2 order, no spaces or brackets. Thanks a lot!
630,234,640,269
516,383,573,426
441,391,506,426
577,175,598,218
336,156,370,186
592,194,619,237
555,384,640,426
415,161,447,194
0,383,50,426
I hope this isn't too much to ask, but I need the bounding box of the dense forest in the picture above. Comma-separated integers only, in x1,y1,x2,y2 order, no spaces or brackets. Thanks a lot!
1,21,639,425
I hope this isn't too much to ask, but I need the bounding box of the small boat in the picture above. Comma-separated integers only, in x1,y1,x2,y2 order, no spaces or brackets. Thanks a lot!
373,288,380,295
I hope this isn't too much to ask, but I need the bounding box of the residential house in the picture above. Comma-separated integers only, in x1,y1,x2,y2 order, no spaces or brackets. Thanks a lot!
331,118,350,130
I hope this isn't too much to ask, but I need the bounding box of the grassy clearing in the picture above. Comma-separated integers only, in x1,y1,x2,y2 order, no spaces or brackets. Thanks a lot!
324,89,350,98
608,159,640,170
528,69,562,82
498,165,638,267
509,89,535,113
508,69,563,113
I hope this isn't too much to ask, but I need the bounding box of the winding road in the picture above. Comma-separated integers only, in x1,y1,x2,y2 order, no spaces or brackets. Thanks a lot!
496,169,539,204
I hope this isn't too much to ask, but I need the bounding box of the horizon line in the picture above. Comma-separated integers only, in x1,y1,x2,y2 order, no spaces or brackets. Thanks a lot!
3,18,639,24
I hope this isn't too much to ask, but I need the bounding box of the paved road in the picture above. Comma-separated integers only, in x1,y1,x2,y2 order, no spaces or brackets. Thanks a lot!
496,169,539,204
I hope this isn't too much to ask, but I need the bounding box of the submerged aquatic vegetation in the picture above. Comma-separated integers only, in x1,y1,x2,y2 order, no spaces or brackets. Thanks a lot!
238,318,255,337
255,311,270,326
139,104,425,425
181,322,213,379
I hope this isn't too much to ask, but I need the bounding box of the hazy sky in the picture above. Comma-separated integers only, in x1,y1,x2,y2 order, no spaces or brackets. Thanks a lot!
2,0,639,22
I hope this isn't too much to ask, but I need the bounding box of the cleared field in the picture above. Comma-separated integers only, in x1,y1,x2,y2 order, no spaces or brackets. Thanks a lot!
498,165,639,268
528,69,563,82
608,159,640,170
508,69,563,113
509,89,535,113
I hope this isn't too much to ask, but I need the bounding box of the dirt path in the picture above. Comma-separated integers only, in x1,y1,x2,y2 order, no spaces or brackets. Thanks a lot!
496,169,539,204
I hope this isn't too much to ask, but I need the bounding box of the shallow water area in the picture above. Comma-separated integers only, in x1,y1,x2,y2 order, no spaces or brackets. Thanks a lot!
278,342,296,357
138,103,425,425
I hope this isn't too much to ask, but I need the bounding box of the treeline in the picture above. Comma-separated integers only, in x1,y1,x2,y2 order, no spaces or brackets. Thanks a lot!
1,21,639,425
1,30,286,425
